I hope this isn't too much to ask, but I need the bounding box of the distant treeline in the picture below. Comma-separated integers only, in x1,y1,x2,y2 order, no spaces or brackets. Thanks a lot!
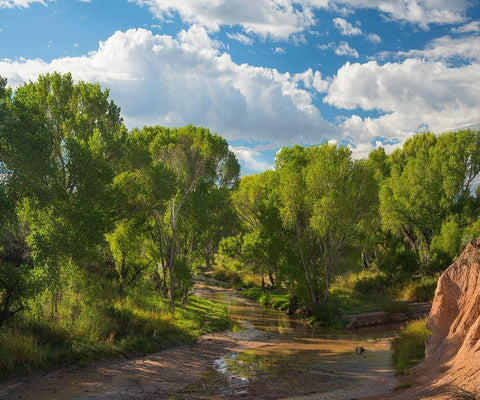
1,72,480,326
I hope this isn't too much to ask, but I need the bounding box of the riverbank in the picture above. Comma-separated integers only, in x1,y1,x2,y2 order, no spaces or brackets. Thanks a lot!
0,285,401,400
0,286,229,380
0,325,275,400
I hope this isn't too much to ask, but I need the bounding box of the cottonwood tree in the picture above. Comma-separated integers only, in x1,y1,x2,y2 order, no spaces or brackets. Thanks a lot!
0,73,124,317
380,131,480,273
276,143,377,307
230,171,284,288
115,125,239,310
150,126,239,309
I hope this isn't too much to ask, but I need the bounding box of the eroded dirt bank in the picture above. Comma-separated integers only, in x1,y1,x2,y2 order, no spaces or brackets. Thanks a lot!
367,239,480,400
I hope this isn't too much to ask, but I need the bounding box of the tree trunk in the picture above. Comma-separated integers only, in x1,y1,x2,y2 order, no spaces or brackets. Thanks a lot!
261,275,265,291
323,261,330,304
181,287,188,308
168,227,177,311
268,272,275,288
118,251,126,297
402,226,421,266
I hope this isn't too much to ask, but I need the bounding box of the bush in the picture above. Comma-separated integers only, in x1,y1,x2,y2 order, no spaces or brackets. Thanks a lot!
381,299,412,313
353,274,390,298
403,278,438,302
239,287,291,311
210,267,243,287
392,318,431,374
0,330,44,378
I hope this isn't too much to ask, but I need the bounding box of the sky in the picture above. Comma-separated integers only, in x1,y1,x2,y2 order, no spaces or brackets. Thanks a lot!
0,0,479,175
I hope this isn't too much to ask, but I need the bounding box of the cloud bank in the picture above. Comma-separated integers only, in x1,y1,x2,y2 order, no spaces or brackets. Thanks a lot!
0,26,335,144
326,59,480,143
131,0,472,40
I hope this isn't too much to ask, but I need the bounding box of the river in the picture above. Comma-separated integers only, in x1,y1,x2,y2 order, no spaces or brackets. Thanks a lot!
190,285,400,399
0,285,400,400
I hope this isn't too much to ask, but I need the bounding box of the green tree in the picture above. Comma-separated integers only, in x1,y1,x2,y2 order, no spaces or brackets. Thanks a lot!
118,125,239,310
0,73,124,317
380,131,480,273
276,143,377,308
231,171,284,288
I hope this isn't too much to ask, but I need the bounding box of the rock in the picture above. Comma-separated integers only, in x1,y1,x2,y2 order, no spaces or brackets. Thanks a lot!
420,239,480,393
294,306,309,317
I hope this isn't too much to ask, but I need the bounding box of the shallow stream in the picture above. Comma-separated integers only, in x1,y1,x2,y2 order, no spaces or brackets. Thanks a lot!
191,286,400,399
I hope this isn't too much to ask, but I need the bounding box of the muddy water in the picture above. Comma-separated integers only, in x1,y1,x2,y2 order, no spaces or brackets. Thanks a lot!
190,287,399,399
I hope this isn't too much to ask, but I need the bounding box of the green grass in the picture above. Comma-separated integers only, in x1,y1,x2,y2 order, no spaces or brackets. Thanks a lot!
239,287,291,311
402,277,438,302
391,318,432,374
328,286,411,316
0,289,228,379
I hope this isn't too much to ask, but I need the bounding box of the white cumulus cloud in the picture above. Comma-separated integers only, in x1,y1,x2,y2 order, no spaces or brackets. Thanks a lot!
130,0,472,42
229,146,273,172
452,21,480,33
367,33,381,43
293,68,330,93
333,17,362,35
335,41,359,57
0,27,335,144
331,0,470,29
394,34,480,61
333,17,382,43
325,59,480,144
226,32,254,45
131,0,315,40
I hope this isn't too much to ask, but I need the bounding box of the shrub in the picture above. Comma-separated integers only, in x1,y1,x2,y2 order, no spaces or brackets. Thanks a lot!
239,287,291,311
403,278,438,302
0,330,44,378
353,274,390,298
381,299,412,313
392,318,431,374
0,289,229,379
210,267,242,287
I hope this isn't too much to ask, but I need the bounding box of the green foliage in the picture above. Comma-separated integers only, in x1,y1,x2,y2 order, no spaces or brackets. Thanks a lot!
0,330,44,377
375,238,418,280
239,287,291,311
380,130,480,274
210,266,243,287
402,277,438,302
1,72,480,378
0,287,228,379
392,318,431,374
353,275,390,298
275,143,378,309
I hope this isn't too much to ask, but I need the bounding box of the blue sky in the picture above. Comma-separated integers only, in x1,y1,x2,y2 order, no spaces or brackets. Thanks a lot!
1,0,479,174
